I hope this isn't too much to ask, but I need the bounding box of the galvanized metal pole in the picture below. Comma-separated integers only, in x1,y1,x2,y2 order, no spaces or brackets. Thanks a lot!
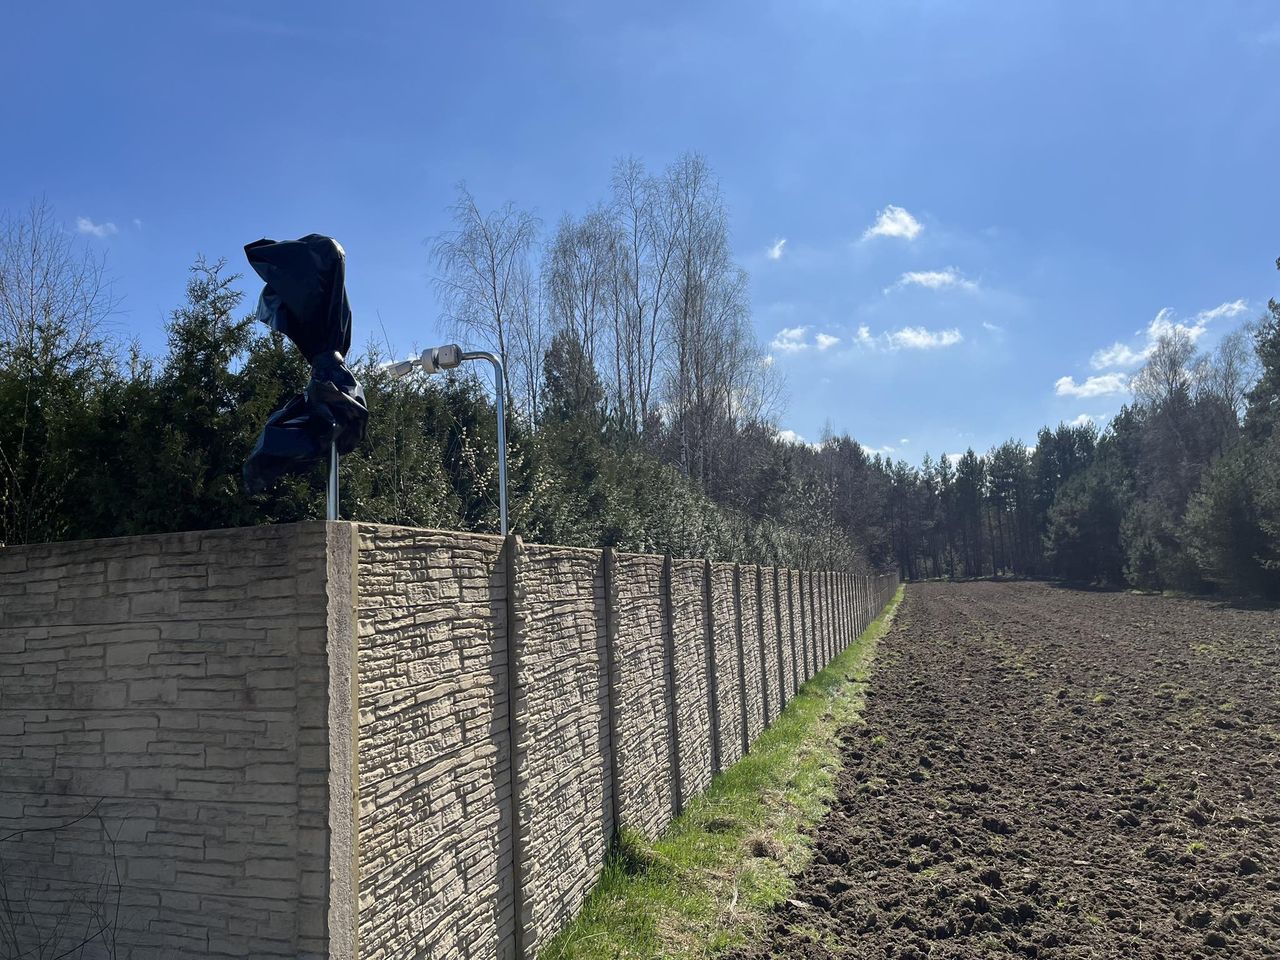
462,351,508,536
327,440,339,521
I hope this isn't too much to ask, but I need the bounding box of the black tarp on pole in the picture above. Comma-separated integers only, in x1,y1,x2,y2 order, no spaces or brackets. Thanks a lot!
242,234,368,495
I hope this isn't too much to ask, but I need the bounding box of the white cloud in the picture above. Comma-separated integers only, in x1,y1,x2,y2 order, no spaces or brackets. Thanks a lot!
853,323,963,351
76,217,117,238
887,267,978,294
132,218,143,230
761,354,775,368
770,326,809,353
1054,373,1129,398
1090,300,1249,370
982,320,1003,333
861,443,896,457
1196,299,1248,323
770,326,842,353
862,204,922,241
1068,414,1095,428
1090,342,1146,369
766,237,787,260
886,326,964,350
898,438,910,445
777,429,806,445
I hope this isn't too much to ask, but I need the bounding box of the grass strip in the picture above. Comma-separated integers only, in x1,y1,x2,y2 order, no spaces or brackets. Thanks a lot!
540,585,905,960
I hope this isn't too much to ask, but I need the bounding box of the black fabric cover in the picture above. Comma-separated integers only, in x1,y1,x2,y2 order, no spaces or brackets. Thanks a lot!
242,234,368,494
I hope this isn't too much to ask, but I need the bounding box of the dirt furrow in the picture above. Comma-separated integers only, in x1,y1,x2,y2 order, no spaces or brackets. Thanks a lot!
730,581,1280,959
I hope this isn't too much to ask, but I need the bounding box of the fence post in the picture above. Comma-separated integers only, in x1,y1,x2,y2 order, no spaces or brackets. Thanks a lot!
660,554,683,817
601,548,621,842
702,559,721,775
502,534,529,960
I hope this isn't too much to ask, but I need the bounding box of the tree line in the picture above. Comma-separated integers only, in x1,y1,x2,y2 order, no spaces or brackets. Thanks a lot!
882,287,1280,599
0,167,874,572
2,161,1277,598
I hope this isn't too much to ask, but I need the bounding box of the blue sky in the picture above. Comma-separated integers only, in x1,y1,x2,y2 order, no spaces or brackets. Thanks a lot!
3,1,1277,462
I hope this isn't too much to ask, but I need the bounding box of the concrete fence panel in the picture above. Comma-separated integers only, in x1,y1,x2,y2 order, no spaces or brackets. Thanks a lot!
508,542,611,955
737,566,766,746
352,525,513,960
1,523,899,960
707,562,744,770
666,558,714,806
607,552,674,839
0,523,336,960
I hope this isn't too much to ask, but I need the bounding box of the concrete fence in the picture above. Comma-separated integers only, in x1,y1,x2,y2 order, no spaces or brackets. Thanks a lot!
0,522,898,960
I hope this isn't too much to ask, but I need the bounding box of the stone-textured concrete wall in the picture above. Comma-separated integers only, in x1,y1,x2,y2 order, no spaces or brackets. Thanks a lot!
797,570,812,679
608,553,675,840
3,521,898,960
777,568,797,706
352,525,512,960
668,558,714,806
509,542,611,954
738,567,765,746
759,567,781,727
707,562,743,771
0,523,339,960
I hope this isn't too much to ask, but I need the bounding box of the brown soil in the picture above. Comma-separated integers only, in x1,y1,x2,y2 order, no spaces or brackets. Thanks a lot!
731,581,1280,959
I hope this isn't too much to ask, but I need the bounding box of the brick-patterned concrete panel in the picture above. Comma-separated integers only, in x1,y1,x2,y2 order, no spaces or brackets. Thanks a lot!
0,523,333,960
759,568,782,726
737,567,765,744
829,573,839,657
821,572,831,667
353,524,513,960
777,569,797,705
708,562,744,770
811,571,825,670
510,542,611,955
803,576,814,680
790,570,804,683
668,559,714,804
608,553,675,839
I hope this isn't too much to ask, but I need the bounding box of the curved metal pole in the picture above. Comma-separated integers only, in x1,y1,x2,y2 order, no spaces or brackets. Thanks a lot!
462,351,508,537
327,440,339,521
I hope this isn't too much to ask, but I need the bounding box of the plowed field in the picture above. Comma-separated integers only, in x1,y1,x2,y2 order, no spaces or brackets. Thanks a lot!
733,581,1280,958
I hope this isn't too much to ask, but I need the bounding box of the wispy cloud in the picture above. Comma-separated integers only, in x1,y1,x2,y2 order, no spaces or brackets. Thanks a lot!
766,237,787,260
770,325,841,353
1068,413,1096,428
861,443,897,457
854,324,963,351
888,267,978,294
1054,373,1129,398
1196,299,1249,323
76,216,117,238
1090,299,1249,370
982,320,1003,333
862,204,922,241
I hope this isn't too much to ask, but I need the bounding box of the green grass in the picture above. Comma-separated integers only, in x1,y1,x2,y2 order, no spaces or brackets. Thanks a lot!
539,586,905,960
